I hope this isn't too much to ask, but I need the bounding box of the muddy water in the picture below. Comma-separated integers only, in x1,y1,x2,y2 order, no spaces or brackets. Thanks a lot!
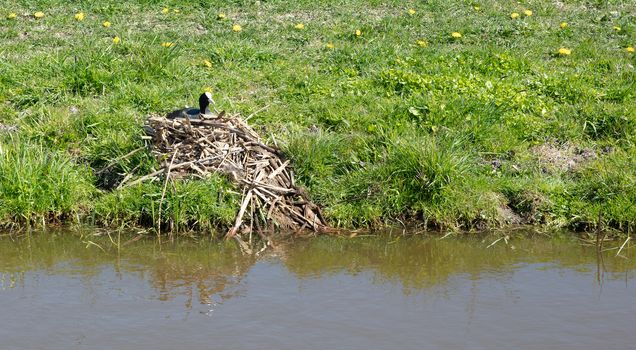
1,232,635,350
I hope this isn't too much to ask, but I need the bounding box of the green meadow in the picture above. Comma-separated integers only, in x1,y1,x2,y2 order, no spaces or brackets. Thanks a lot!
0,0,634,234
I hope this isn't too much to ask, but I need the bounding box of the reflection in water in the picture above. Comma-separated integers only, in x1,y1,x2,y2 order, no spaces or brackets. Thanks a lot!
142,244,255,308
0,230,635,350
0,232,256,308
0,271,23,290
0,231,634,299
280,234,635,291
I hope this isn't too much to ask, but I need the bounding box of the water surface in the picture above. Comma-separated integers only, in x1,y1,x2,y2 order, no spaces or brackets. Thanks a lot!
1,231,635,350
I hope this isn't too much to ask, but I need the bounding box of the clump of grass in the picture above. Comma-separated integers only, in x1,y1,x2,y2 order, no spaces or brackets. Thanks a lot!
286,130,478,227
93,176,240,233
0,136,93,225
569,149,636,231
382,135,471,205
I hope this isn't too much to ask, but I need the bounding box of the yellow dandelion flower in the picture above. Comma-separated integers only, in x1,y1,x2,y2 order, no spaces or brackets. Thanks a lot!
355,29,362,37
626,46,635,53
161,42,174,48
473,6,481,11
112,36,121,44
326,42,335,49
560,22,568,29
203,59,213,68
613,26,621,32
161,8,169,14
217,13,226,20
558,47,571,56
408,9,416,15
34,11,44,19
173,9,180,13
294,23,305,30
451,32,462,38
103,21,111,28
74,12,85,21
524,9,533,17
7,12,17,19
510,12,520,19
416,39,428,47
232,24,242,32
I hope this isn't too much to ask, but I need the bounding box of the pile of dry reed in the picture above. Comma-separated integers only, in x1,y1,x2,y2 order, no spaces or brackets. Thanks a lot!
140,113,328,244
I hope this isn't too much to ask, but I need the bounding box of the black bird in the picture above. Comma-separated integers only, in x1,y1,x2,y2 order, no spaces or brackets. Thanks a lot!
167,92,215,119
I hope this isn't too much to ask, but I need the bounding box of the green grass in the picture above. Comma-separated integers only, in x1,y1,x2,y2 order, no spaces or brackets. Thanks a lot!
0,136,93,225
0,0,635,233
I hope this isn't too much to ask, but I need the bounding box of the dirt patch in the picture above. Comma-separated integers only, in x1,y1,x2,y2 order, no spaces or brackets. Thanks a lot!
497,205,523,225
0,123,18,133
505,190,549,224
531,142,596,173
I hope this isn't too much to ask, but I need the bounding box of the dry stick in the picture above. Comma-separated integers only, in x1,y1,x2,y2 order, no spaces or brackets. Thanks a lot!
227,190,253,239
278,169,292,187
233,235,252,255
115,163,142,188
158,149,179,243
252,188,273,205
245,142,282,157
284,204,317,228
118,169,162,189
249,193,254,246
438,232,454,240
95,146,145,175
270,133,279,148
120,155,222,188
185,119,279,156
267,196,282,220
244,104,270,122
272,175,286,188
616,236,631,258
486,236,505,248
254,186,278,201
304,205,320,228
252,198,267,238
267,158,280,171
120,169,160,188
240,179,296,194
190,163,207,176
268,160,290,179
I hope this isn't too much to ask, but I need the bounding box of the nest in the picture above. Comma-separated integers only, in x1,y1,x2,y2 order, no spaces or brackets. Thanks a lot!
141,113,329,242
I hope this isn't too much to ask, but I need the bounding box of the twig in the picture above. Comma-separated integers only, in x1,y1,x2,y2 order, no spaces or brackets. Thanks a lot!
268,160,290,179
438,231,454,240
616,236,631,258
486,236,505,248
119,169,161,188
95,147,145,175
158,149,179,241
120,155,222,188
226,190,253,238
244,104,270,122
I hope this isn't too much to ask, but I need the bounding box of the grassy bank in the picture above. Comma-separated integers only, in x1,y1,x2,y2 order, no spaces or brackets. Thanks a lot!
0,0,635,233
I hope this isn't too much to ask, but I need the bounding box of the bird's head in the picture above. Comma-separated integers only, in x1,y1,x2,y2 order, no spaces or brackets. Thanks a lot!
199,92,215,114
